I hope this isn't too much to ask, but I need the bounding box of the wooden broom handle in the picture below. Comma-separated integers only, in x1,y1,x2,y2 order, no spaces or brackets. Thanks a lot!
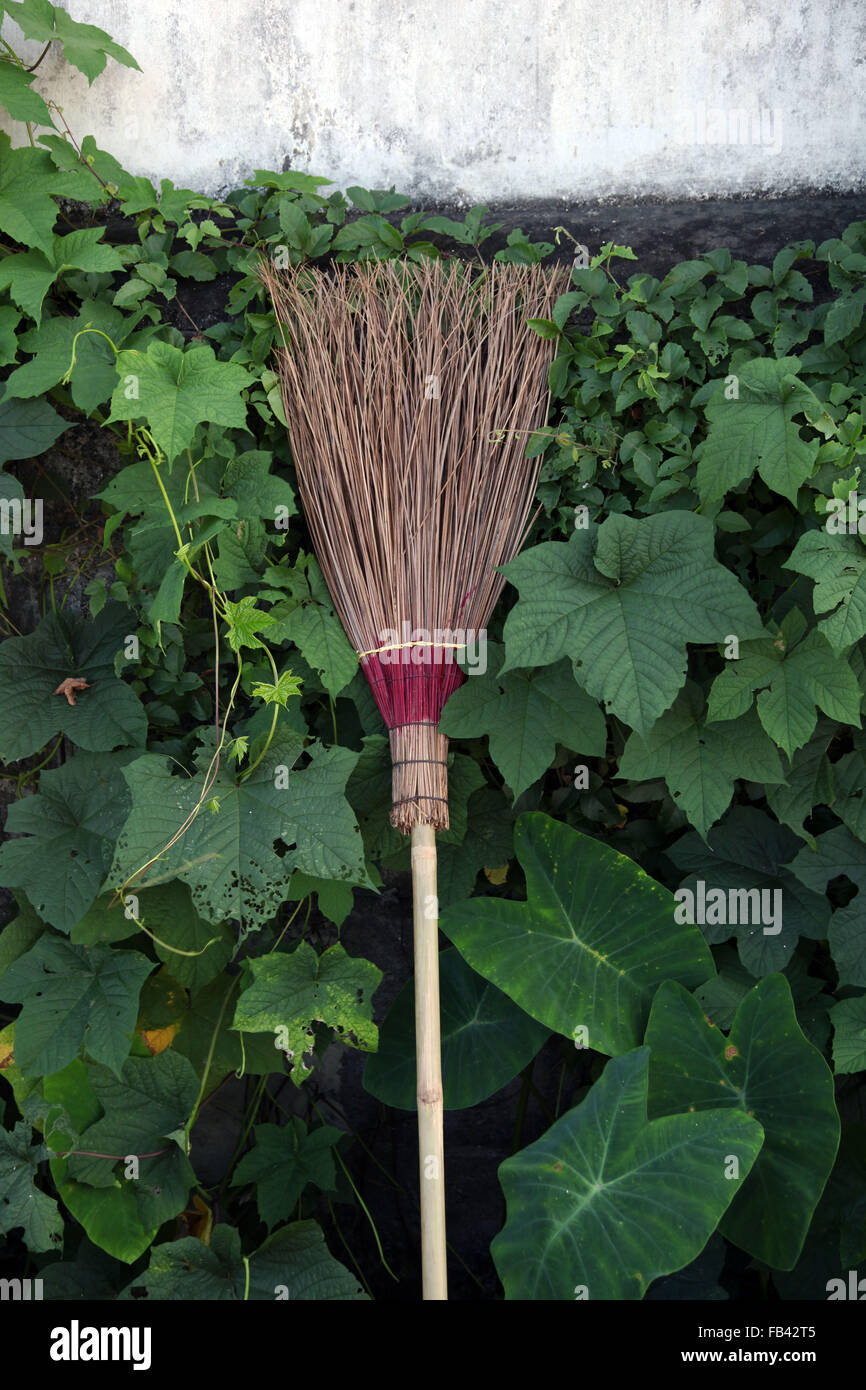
410,824,448,1300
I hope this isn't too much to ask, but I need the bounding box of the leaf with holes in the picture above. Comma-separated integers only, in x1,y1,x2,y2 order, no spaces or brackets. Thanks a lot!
232,941,382,1085
107,735,372,938
0,1121,63,1253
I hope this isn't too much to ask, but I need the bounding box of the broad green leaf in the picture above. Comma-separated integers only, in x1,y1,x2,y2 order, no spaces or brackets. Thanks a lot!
221,449,297,524
439,644,606,798
784,529,866,652
0,138,60,256
0,381,66,464
0,62,53,124
646,1233,729,1301
363,947,549,1110
107,341,250,462
232,1120,342,1228
0,1121,63,1253
0,897,45,974
172,976,279,1087
5,299,149,413
706,619,861,758
222,594,274,653
134,881,233,993
491,1047,762,1300
212,516,268,590
501,512,763,735
766,719,835,843
0,229,124,323
43,1054,195,1264
439,811,715,1057
830,996,866,1074
232,941,382,1085
646,976,839,1269
264,554,357,696
285,870,354,928
696,358,822,504
0,603,147,761
0,752,132,934
618,681,784,837
668,806,830,977
0,936,152,1078
121,1220,367,1300
3,0,140,82
107,736,371,937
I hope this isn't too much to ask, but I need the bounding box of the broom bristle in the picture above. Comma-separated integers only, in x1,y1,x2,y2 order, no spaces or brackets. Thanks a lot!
262,256,567,832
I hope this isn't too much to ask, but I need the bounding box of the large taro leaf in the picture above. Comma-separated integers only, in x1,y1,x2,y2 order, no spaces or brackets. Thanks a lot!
232,941,382,1086
0,1121,63,1253
500,511,763,736
695,357,823,505
0,936,153,1078
772,1126,866,1299
438,643,606,799
363,947,550,1111
667,806,830,978
120,1220,367,1300
439,811,714,1057
645,976,839,1270
491,1047,763,1300
107,733,372,938
617,680,784,839
0,603,147,761
0,751,133,934
43,1053,197,1264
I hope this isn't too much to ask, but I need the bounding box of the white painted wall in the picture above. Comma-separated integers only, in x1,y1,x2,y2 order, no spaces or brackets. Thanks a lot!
3,0,863,201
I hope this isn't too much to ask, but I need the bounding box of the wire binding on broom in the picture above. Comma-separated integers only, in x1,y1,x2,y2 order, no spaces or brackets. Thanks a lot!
261,255,567,833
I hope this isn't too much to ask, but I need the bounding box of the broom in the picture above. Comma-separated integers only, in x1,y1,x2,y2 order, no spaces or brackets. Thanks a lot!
261,254,566,1300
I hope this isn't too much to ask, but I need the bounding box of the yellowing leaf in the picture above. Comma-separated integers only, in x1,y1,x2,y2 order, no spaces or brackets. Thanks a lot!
138,1022,180,1055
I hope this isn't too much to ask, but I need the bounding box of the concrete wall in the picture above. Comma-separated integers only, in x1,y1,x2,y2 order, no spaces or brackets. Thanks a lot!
3,0,863,202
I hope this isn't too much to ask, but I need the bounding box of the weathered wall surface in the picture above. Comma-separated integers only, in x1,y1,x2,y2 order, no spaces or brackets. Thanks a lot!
2,0,863,201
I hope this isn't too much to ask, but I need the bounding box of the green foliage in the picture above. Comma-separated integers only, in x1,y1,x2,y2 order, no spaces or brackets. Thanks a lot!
0,1,862,1302
491,1048,763,1300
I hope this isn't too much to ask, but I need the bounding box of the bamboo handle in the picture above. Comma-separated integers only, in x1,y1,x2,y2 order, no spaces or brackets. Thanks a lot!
410,823,448,1300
